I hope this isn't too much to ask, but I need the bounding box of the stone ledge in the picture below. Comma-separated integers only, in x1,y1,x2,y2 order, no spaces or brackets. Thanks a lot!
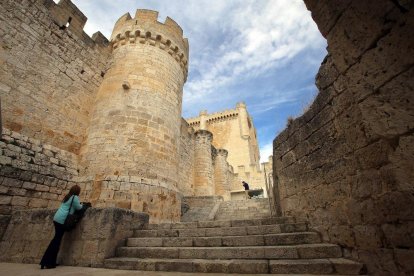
0,207,149,267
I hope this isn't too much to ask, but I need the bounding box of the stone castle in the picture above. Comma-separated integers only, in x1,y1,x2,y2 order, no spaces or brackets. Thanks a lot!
187,103,269,199
0,0,413,275
0,0,269,225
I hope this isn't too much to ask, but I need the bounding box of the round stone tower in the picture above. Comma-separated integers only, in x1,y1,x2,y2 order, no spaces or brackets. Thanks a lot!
194,130,214,196
81,10,188,220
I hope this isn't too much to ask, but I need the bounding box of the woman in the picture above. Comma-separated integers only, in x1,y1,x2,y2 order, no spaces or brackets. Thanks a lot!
40,185,83,269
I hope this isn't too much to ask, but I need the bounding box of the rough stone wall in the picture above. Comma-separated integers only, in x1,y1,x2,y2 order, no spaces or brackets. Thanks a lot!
0,208,148,266
88,175,181,223
0,0,110,154
178,119,195,196
273,1,414,274
0,128,93,238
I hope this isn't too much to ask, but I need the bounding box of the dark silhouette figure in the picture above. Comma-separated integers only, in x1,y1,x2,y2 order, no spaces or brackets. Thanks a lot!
242,181,250,190
40,185,83,269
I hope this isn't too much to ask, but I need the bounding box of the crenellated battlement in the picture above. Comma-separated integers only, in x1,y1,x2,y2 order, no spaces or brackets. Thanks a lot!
187,108,239,127
110,9,189,79
46,0,109,47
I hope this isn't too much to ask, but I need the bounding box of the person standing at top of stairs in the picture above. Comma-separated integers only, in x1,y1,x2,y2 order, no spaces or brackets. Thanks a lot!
242,181,250,199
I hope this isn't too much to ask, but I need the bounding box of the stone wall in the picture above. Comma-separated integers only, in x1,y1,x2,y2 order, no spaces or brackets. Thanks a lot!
0,0,110,154
87,175,182,223
178,119,195,196
0,208,148,266
0,128,90,237
273,1,414,274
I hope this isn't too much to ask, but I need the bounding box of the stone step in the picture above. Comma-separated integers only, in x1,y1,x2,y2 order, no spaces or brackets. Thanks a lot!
104,257,364,274
146,217,297,230
135,223,308,238
127,232,321,247
116,244,342,259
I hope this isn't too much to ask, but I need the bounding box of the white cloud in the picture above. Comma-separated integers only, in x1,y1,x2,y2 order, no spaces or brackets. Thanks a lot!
260,142,273,164
180,0,325,113
69,0,326,149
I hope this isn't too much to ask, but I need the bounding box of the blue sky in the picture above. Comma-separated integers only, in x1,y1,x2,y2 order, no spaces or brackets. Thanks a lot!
67,0,327,163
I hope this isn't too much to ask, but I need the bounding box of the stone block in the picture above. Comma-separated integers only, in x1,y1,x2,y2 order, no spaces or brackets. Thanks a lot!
264,246,298,259
205,227,246,237
127,237,163,247
154,259,194,272
134,230,158,237
0,156,12,165
35,184,49,192
163,237,193,247
10,196,29,206
270,259,333,274
193,237,221,247
394,249,414,273
0,196,12,205
329,258,364,275
297,244,342,259
222,235,264,247
179,228,205,237
28,198,48,208
265,232,320,245
381,222,414,248
170,222,198,229
354,225,384,249
2,178,23,188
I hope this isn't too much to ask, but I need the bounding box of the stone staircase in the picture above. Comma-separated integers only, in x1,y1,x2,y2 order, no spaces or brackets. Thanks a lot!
104,215,364,274
181,196,222,222
215,198,272,220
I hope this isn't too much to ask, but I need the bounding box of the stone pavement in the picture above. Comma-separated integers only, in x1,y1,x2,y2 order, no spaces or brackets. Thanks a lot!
0,262,340,276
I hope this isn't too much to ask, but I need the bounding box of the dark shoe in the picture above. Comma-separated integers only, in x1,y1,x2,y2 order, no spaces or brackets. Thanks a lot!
40,265,56,269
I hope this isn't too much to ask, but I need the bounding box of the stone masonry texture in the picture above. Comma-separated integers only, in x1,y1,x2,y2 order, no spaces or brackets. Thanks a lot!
0,0,110,154
0,208,149,266
273,1,414,274
80,10,188,192
0,0,239,228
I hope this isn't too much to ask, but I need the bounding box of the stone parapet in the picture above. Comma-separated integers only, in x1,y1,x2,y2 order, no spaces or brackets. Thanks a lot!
0,208,149,266
88,175,182,223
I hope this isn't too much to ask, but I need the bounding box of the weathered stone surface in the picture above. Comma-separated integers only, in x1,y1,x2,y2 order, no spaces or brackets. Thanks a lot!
273,1,414,275
329,258,364,275
270,259,333,274
0,208,148,266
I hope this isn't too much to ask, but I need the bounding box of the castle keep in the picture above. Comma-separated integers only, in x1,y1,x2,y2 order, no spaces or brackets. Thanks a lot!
187,103,268,197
